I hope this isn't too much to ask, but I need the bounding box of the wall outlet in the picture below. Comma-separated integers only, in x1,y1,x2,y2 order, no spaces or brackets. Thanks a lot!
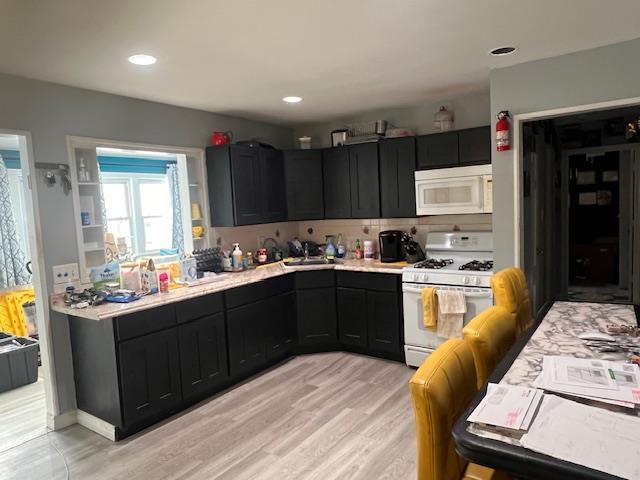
53,263,80,285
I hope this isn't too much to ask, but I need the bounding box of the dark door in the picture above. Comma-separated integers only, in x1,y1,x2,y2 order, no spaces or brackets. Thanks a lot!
296,287,337,345
118,328,182,426
260,148,287,222
284,150,324,220
230,146,263,225
266,291,296,360
366,290,401,355
349,143,380,218
458,126,491,165
323,147,351,218
416,131,459,169
379,137,416,217
227,301,267,376
178,313,229,400
336,287,367,347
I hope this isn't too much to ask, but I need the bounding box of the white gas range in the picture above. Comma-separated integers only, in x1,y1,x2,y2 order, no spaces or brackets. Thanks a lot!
402,232,494,367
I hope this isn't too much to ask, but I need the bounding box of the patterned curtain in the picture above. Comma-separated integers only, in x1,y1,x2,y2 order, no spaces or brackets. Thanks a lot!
167,163,184,257
0,156,30,289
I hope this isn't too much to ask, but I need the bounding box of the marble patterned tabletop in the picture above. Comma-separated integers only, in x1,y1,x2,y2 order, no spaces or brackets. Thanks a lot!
501,301,638,388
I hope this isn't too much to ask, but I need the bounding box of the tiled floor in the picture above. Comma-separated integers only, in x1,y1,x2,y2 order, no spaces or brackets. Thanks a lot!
0,352,417,480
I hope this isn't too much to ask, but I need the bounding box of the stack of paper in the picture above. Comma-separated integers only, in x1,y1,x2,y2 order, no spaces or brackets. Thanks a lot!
539,356,640,408
467,383,543,431
521,395,640,479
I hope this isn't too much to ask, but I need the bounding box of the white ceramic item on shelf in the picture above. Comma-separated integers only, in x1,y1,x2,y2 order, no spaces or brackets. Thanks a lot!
433,106,454,132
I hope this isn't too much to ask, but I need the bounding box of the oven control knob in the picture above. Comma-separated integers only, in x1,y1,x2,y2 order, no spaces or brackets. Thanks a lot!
412,273,420,282
472,276,480,286
462,276,470,285
421,274,428,282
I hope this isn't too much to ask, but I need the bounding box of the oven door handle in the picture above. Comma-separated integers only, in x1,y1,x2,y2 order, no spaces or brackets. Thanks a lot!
402,286,492,298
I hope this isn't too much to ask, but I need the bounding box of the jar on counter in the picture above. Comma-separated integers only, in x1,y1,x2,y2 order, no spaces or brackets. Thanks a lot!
364,240,375,260
257,248,268,263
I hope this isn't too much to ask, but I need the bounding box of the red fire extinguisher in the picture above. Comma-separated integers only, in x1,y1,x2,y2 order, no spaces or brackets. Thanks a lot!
496,110,511,151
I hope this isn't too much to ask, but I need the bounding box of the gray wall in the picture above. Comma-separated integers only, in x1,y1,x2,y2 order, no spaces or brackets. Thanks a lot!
293,89,490,148
0,72,293,414
490,37,640,270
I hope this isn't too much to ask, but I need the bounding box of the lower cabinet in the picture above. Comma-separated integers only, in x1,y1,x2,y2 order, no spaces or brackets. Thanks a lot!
227,301,268,377
118,328,182,426
366,290,401,355
178,313,229,400
267,291,296,360
337,287,367,347
296,287,338,346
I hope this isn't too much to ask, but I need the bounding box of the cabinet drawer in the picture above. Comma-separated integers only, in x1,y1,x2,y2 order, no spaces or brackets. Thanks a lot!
225,274,295,309
295,270,335,289
115,305,177,342
336,271,399,292
176,293,224,324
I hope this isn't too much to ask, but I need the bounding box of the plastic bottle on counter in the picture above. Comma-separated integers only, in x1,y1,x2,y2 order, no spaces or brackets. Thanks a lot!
336,233,346,259
354,239,363,260
364,240,375,261
232,243,243,271
159,272,169,293
325,235,336,260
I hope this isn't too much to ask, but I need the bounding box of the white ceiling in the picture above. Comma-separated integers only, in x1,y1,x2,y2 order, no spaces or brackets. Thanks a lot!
1,0,639,126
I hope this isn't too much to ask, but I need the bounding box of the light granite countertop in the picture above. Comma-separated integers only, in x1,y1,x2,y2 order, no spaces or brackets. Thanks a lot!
50,259,406,321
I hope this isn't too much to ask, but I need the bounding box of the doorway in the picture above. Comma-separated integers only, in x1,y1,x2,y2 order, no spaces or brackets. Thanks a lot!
0,131,55,452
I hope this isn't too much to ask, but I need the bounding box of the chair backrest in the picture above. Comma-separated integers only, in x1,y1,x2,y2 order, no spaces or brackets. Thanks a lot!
463,306,516,388
490,267,533,336
409,338,478,480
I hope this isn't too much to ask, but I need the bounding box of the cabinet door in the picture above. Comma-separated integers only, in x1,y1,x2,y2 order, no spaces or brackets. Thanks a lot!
260,148,288,222
267,291,296,360
323,147,351,218
178,313,229,400
379,137,416,217
118,329,182,426
230,146,263,225
458,126,491,166
296,287,337,345
366,291,401,355
337,287,367,347
349,143,380,218
227,301,267,376
284,150,324,220
416,132,459,169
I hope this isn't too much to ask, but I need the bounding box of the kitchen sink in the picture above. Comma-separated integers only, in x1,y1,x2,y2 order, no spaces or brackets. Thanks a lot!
283,257,335,267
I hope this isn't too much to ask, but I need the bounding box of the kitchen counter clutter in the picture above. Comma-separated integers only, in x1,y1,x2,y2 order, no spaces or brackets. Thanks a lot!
50,259,405,321
56,261,406,440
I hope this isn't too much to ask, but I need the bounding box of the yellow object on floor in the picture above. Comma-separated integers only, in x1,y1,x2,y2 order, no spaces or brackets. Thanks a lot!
0,287,35,336
421,287,438,330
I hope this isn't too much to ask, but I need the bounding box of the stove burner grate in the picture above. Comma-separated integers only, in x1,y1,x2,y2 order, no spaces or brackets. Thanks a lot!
459,260,494,272
414,258,454,270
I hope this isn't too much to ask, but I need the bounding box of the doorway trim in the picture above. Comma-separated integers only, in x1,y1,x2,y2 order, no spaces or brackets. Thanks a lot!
0,128,60,428
511,96,640,268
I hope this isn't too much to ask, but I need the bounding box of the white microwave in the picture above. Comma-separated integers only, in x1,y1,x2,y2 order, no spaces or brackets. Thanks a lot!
415,164,493,215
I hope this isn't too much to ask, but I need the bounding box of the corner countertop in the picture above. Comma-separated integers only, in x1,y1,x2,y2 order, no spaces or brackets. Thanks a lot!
50,259,406,321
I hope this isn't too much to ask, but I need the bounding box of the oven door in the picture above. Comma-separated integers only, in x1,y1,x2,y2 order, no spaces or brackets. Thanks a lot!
415,175,484,215
402,283,493,366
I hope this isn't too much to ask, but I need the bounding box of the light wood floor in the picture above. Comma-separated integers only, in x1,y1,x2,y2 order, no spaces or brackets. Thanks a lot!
0,375,47,453
0,352,418,480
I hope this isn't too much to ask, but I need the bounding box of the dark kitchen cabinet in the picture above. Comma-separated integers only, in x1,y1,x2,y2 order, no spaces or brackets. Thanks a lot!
178,313,229,400
323,147,352,218
458,126,491,166
260,148,287,222
337,287,367,347
349,143,380,218
416,131,459,169
296,282,338,347
227,301,267,377
284,150,324,220
230,146,263,225
118,328,182,426
379,137,416,217
367,290,401,355
267,291,296,360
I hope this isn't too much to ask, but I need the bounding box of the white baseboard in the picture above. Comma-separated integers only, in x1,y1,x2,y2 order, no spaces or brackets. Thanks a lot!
47,410,77,431
76,410,117,441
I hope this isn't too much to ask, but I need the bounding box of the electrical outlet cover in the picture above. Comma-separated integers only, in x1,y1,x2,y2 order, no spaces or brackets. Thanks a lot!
53,263,80,285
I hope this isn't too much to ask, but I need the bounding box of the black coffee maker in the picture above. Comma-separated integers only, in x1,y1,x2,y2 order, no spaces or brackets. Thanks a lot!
378,231,405,263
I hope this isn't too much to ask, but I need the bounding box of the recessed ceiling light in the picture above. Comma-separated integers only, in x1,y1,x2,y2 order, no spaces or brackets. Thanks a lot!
128,54,157,66
282,96,302,103
489,46,518,57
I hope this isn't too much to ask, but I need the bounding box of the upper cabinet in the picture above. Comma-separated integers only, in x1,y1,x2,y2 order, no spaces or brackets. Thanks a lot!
206,145,287,226
416,126,490,170
283,150,324,220
323,146,352,218
379,137,416,218
349,143,380,218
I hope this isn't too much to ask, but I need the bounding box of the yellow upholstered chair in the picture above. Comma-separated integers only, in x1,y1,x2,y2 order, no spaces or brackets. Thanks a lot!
490,267,533,336
409,339,509,480
463,306,516,388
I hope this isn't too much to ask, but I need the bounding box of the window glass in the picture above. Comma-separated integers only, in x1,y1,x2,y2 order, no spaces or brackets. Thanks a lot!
102,183,129,218
140,182,171,217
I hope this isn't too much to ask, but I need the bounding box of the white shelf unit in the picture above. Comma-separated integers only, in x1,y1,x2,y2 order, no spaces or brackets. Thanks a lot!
186,156,211,251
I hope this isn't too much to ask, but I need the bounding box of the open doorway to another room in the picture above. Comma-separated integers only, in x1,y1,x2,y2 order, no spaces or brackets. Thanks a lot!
522,107,640,312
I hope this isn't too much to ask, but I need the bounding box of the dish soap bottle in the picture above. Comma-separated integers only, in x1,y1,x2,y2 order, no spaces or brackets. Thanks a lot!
232,243,243,271
325,235,336,260
336,233,346,259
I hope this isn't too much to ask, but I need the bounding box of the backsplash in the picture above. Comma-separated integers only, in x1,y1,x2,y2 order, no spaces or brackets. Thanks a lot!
210,214,491,256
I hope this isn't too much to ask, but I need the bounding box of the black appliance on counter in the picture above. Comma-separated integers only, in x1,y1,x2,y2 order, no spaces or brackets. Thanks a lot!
379,230,405,263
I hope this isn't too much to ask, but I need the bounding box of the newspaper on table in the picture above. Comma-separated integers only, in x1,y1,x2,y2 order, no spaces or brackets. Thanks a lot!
539,356,640,406
467,383,543,430
521,394,640,479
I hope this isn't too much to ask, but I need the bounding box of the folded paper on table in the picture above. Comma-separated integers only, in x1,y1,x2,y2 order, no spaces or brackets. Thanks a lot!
467,383,542,431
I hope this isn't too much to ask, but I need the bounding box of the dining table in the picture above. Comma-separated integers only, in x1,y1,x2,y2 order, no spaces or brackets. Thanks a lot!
452,301,640,480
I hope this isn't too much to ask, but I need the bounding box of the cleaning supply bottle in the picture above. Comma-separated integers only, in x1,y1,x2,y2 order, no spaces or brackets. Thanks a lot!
336,233,346,259
232,243,243,271
355,239,363,259
325,235,336,260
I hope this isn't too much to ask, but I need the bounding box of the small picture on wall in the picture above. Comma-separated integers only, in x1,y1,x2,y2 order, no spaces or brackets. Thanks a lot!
576,171,596,185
